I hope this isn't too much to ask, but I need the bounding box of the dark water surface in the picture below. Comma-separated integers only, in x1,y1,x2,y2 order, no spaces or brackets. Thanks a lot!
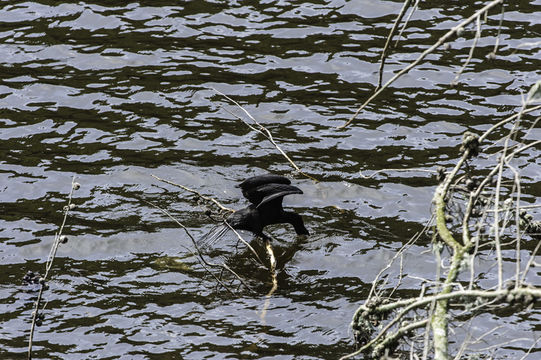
1,1,540,359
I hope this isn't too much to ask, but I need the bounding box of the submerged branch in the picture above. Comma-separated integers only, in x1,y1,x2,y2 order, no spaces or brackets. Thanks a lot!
143,198,254,295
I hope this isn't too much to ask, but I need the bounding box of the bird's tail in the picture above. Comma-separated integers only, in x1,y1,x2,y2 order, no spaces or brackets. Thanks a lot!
196,223,231,253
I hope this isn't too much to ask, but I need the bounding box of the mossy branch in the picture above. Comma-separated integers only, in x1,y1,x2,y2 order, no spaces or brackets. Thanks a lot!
345,92,541,358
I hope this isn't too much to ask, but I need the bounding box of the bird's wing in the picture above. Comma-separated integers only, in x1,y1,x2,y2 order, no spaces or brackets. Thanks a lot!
237,174,290,190
255,184,303,208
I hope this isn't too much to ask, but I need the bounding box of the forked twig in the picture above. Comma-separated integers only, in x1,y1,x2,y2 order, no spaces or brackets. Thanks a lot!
376,0,413,90
395,0,420,47
341,0,504,129
345,90,541,358
478,104,541,143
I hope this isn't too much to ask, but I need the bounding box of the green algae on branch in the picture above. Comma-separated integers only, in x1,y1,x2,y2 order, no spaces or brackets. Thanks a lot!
152,256,194,272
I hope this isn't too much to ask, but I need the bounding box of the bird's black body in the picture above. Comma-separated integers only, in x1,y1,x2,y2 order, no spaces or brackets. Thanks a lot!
226,174,309,237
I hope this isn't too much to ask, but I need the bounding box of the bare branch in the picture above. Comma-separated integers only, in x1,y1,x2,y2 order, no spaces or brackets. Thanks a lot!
212,88,317,182
376,0,413,90
28,177,79,360
151,174,234,213
451,15,482,85
341,0,504,129
143,198,254,295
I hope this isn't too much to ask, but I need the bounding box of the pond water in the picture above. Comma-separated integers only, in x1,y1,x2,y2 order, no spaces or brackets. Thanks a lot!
1,1,540,359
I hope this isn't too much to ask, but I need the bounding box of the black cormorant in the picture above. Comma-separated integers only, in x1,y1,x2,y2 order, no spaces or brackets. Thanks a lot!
226,174,309,237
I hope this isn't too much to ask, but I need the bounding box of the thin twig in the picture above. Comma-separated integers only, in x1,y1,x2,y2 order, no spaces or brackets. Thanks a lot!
451,15,482,85
223,221,266,267
212,88,317,182
518,336,541,360
143,199,254,294
489,2,505,57
365,216,433,301
151,174,234,213
520,235,541,284
376,0,413,90
395,0,420,47
492,103,527,289
28,177,78,360
478,104,541,143
504,161,522,288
